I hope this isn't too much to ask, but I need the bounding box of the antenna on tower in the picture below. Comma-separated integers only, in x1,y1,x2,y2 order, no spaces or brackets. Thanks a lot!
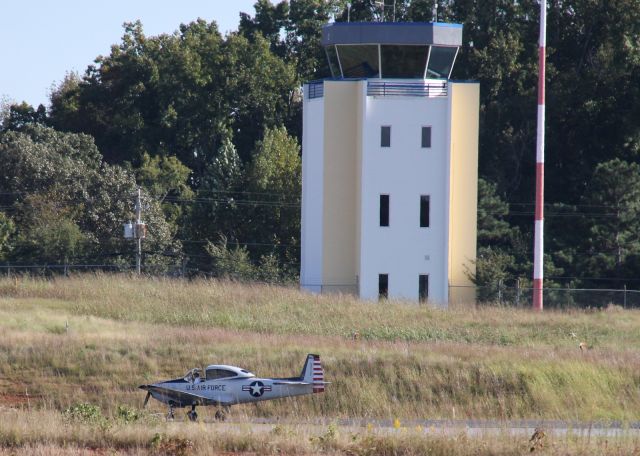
374,0,397,22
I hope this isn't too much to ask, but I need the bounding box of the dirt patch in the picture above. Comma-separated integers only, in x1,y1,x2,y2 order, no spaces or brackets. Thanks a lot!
0,392,42,408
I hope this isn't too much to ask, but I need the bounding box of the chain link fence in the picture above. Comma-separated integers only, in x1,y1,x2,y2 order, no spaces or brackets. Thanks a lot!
2,264,638,309
450,285,640,309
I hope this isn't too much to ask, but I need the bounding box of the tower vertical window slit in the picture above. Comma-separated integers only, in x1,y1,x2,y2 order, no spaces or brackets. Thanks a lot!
419,275,429,302
420,195,430,227
379,274,389,300
380,194,390,227
421,126,432,148
381,126,391,147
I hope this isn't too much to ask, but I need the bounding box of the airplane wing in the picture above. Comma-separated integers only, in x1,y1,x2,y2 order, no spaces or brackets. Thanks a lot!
140,384,231,407
272,380,311,385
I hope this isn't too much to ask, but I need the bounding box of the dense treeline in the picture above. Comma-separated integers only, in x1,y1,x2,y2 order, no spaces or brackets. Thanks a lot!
1,0,639,290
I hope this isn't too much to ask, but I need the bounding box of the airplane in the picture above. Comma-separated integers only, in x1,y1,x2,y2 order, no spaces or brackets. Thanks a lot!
139,354,327,421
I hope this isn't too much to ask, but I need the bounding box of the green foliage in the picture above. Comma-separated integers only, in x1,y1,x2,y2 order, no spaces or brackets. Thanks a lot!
115,404,140,424
137,152,193,225
579,159,640,286
239,0,337,81
0,212,15,260
0,125,179,270
205,236,257,281
245,126,301,273
48,20,297,169
1,102,47,132
137,153,192,201
310,422,339,450
6,0,640,286
62,403,105,425
20,211,87,264
250,126,301,195
188,139,245,257
476,178,512,245
207,138,243,193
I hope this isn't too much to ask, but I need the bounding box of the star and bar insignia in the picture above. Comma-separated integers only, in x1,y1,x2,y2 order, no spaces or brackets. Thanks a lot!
242,381,272,397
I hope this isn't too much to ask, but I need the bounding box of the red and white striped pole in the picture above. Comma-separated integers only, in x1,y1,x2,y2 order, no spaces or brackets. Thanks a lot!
533,0,546,311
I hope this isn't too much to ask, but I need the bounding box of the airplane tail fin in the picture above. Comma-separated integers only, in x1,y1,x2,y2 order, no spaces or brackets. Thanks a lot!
300,354,326,393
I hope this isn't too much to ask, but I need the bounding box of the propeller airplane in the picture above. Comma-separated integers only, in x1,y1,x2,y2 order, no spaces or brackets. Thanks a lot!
140,354,327,421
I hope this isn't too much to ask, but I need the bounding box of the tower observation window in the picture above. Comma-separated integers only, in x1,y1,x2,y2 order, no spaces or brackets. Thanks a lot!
426,46,458,79
336,45,379,78
381,45,429,78
325,46,340,78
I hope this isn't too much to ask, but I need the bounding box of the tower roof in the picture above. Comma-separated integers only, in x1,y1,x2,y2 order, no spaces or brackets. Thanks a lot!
322,22,462,47
321,22,462,80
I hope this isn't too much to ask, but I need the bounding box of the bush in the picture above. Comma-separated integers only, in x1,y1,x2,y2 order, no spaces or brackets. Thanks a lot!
62,403,104,425
115,404,140,424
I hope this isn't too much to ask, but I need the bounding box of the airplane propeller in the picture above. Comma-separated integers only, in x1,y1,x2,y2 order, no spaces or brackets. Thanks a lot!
143,391,151,408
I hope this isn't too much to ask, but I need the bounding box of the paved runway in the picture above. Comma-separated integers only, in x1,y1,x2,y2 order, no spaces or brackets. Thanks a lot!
171,415,640,438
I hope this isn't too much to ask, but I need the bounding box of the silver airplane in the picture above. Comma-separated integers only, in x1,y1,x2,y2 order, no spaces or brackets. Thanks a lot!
140,354,327,421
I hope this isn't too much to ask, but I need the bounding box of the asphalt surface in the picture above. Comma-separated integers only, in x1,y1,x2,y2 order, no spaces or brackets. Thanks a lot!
165,415,640,438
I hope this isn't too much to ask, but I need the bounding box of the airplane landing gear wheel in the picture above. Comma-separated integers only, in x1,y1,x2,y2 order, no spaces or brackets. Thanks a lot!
187,410,198,422
214,409,227,421
166,409,175,421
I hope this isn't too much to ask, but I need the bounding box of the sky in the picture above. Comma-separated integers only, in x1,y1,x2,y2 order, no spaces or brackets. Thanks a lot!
0,0,258,108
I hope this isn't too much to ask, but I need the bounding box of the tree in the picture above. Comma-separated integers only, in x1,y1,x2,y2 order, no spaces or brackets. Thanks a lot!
205,236,256,281
0,212,15,261
14,194,87,265
1,102,47,132
49,20,297,173
137,152,193,226
0,125,179,270
244,126,301,275
580,159,640,286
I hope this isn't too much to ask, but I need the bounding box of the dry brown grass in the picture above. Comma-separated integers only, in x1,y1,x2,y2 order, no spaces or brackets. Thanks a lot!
1,409,639,455
1,274,640,454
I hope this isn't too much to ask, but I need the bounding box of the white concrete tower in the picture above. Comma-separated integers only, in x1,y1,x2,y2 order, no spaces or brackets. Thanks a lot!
301,22,479,306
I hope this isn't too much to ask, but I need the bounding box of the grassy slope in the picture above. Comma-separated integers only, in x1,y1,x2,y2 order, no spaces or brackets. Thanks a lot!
0,275,639,424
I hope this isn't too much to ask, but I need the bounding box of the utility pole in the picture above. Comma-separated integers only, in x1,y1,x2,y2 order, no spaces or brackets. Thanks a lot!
135,188,142,275
124,188,146,275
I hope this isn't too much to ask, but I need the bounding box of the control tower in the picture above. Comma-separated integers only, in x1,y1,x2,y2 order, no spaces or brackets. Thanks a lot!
300,22,479,305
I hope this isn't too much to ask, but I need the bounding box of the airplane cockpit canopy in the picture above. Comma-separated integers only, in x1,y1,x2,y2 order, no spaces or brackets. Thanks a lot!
205,365,255,381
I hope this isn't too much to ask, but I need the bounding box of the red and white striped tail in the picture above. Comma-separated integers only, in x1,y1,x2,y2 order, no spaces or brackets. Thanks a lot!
311,355,325,393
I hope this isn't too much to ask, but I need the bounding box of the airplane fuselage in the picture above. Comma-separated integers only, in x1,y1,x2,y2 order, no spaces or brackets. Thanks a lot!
140,354,326,420
147,376,314,408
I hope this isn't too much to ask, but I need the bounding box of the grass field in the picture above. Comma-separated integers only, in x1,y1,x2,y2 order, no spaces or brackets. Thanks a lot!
1,274,639,454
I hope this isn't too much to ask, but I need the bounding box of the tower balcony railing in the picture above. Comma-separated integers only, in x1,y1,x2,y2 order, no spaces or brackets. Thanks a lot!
306,79,449,100
367,80,448,97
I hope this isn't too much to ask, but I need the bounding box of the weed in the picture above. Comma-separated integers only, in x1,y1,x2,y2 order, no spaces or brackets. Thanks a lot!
62,403,103,424
311,422,339,450
115,404,140,424
150,433,194,456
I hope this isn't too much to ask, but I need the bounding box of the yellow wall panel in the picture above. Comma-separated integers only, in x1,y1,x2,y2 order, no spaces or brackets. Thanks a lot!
322,81,362,292
448,83,479,304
